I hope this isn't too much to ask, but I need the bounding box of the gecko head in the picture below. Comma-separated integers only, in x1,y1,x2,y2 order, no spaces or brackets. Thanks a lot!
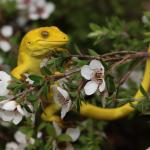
20,26,69,56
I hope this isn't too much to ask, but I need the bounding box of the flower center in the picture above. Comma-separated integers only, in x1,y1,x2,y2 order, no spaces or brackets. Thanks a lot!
91,69,104,84
23,0,31,5
36,7,45,15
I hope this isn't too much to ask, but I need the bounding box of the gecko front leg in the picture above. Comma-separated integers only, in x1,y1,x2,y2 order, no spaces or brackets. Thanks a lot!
11,52,29,79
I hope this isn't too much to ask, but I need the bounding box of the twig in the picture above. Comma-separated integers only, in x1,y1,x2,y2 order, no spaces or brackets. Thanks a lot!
115,59,145,99
7,86,35,101
102,50,136,57
71,51,150,62
46,68,81,81
108,55,130,73
117,60,145,87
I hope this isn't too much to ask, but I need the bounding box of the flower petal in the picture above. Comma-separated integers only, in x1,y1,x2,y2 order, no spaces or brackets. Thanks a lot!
40,58,49,68
81,65,93,80
17,105,25,115
0,100,9,107
66,127,80,142
1,25,13,38
5,142,18,150
0,71,11,96
1,111,13,121
61,99,72,119
57,87,69,99
0,40,11,52
89,59,104,70
2,101,17,111
40,3,55,19
12,113,23,125
14,130,27,144
84,81,98,95
99,79,106,92
53,122,62,136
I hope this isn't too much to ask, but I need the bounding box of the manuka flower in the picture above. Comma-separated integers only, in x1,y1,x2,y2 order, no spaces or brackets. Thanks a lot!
81,59,105,95
0,25,13,52
28,0,55,20
0,71,11,96
53,86,72,119
5,130,35,150
0,100,33,125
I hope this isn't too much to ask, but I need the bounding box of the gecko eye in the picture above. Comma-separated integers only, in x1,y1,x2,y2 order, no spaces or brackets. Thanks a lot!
27,41,31,45
41,31,49,38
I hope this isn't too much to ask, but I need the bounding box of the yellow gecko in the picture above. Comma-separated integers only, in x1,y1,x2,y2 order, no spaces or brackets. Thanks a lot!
11,26,150,123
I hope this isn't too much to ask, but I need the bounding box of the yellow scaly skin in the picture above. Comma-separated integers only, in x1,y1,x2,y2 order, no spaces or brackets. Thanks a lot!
11,26,150,123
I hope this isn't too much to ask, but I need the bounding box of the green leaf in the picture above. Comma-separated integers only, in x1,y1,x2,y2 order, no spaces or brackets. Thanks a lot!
41,66,52,76
19,126,33,137
27,93,38,102
0,96,7,101
140,84,149,99
89,23,100,31
74,44,82,55
45,124,55,136
105,75,116,95
57,134,72,142
8,80,26,94
29,75,44,86
41,83,49,97
24,104,33,113
131,98,150,113
88,49,99,56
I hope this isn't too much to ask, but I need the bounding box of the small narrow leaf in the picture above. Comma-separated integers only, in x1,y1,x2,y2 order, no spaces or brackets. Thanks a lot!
88,49,99,56
57,134,72,142
140,84,149,99
29,75,44,86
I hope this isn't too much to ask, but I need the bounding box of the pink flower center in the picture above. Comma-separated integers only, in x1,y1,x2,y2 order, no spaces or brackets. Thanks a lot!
36,7,45,15
23,0,31,5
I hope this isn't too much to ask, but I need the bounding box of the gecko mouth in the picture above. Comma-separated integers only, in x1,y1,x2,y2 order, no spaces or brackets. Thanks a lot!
30,39,69,56
34,40,68,45
31,44,67,56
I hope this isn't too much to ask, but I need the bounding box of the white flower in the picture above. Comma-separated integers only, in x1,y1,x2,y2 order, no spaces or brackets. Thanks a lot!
15,130,35,145
5,142,19,150
0,71,11,96
5,130,35,150
2,100,17,111
15,131,27,144
53,121,62,136
17,15,28,27
1,25,13,38
0,101,23,124
40,58,49,68
81,59,105,95
66,127,80,142
16,0,33,10
28,0,55,20
52,122,80,150
142,15,149,24
0,40,11,52
146,147,150,150
0,100,33,124
37,132,43,138
53,86,72,119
